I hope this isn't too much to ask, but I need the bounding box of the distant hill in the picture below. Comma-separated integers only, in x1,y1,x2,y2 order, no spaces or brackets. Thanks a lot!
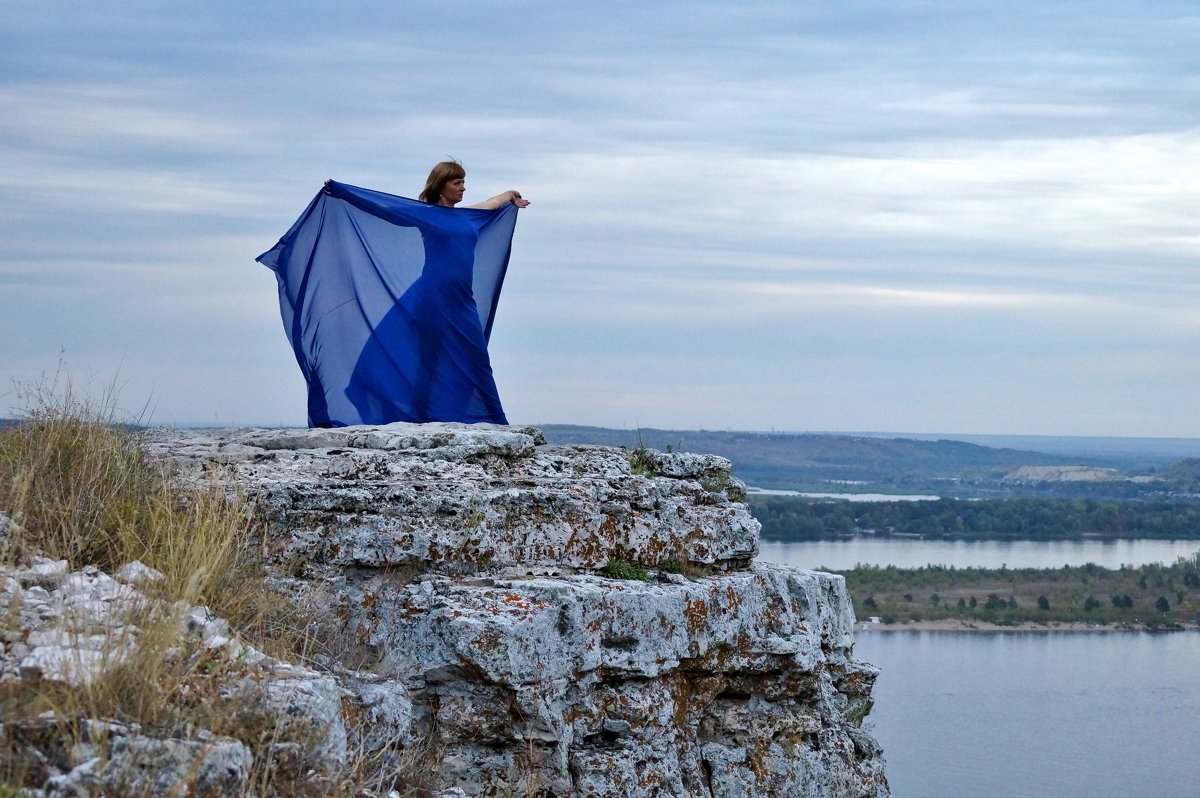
538,425,1083,494
831,432,1200,467
1159,459,1200,492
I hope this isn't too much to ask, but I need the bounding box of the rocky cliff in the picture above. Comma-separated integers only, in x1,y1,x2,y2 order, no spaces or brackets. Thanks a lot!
5,423,889,796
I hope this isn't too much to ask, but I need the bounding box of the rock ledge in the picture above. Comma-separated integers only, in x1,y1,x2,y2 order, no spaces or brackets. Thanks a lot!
5,423,888,797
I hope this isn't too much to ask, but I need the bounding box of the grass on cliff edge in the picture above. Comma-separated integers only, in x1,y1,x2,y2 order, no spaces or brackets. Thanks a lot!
0,379,281,631
0,381,407,795
0,380,550,796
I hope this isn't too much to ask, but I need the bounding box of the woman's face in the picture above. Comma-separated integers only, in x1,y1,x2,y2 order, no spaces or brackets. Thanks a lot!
440,177,466,206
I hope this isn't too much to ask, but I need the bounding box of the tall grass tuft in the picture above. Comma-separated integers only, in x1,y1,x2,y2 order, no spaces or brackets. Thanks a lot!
0,377,292,643
0,377,370,794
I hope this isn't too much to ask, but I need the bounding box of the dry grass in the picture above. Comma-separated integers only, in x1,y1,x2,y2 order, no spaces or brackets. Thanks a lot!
5,380,239,604
0,377,417,795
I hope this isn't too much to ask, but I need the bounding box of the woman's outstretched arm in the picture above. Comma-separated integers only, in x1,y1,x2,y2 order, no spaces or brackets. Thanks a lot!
465,190,530,210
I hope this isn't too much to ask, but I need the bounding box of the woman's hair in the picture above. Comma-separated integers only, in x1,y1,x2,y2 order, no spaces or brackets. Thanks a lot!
419,159,466,204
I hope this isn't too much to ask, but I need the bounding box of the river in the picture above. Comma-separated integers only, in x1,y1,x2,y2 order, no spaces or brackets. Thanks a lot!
755,540,1200,797
852,631,1200,798
758,536,1200,571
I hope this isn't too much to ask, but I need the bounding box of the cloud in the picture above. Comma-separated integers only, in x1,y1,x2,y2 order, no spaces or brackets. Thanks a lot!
0,85,267,155
2,1,1199,435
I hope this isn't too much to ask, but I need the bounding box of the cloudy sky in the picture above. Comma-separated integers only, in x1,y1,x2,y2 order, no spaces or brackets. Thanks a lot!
2,1,1197,436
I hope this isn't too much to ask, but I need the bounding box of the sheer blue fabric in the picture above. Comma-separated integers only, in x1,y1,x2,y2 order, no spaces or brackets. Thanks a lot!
256,180,517,427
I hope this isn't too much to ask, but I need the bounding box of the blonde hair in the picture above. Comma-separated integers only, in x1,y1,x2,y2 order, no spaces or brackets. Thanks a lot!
419,159,466,204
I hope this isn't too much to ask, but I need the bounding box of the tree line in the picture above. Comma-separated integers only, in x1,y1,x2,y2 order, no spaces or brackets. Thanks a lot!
837,554,1200,627
749,495,1200,540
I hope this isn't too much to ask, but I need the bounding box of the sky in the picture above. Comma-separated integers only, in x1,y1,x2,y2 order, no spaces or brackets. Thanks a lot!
2,1,1198,436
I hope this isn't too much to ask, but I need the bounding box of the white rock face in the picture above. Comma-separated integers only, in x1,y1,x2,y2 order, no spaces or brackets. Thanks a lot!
3,560,147,687
149,423,759,578
141,423,889,797
114,559,166,588
0,425,888,795
1004,464,1123,483
0,556,357,796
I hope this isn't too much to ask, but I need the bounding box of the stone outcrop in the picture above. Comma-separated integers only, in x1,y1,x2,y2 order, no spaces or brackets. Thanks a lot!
0,557,353,796
4,423,888,796
151,424,758,578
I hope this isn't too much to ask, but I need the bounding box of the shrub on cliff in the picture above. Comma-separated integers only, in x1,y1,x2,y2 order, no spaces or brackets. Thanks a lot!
599,558,651,581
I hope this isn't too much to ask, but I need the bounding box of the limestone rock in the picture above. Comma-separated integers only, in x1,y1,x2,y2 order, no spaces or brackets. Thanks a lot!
312,563,881,797
20,556,70,590
114,559,166,588
145,424,761,576
141,423,889,797
224,673,348,775
0,509,21,547
100,735,252,797
2,425,887,796
0,560,359,794
352,678,415,751
4,565,146,687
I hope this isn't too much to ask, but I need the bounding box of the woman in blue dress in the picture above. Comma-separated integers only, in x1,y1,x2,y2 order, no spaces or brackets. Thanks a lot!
343,162,530,425
260,164,529,428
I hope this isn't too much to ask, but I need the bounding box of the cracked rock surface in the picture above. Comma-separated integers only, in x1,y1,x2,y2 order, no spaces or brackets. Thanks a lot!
14,422,888,797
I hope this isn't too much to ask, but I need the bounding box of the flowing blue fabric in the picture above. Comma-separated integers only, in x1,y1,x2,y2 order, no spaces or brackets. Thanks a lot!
256,180,517,427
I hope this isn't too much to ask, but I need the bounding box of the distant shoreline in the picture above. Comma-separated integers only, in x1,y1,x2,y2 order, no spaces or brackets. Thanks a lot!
856,618,1198,634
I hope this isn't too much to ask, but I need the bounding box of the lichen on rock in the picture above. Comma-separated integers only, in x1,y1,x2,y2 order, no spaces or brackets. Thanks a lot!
102,422,889,796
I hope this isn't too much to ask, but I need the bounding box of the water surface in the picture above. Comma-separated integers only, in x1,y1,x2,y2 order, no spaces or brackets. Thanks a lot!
853,631,1200,798
758,537,1200,571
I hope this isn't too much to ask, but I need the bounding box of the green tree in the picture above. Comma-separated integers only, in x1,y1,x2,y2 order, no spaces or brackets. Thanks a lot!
1037,596,1050,611
1156,596,1171,613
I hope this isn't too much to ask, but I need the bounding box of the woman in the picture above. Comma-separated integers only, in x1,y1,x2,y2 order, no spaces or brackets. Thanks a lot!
262,166,529,427
418,159,531,210
343,162,530,425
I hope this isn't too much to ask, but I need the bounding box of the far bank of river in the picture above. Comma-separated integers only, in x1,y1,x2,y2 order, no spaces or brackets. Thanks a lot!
757,536,1200,571
860,618,1198,632
760,537,1200,630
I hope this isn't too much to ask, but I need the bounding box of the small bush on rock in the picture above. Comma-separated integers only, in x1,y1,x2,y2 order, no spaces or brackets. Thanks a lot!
598,559,650,581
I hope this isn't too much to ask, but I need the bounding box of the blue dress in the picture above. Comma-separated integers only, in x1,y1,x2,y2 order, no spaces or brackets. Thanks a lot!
256,181,517,427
